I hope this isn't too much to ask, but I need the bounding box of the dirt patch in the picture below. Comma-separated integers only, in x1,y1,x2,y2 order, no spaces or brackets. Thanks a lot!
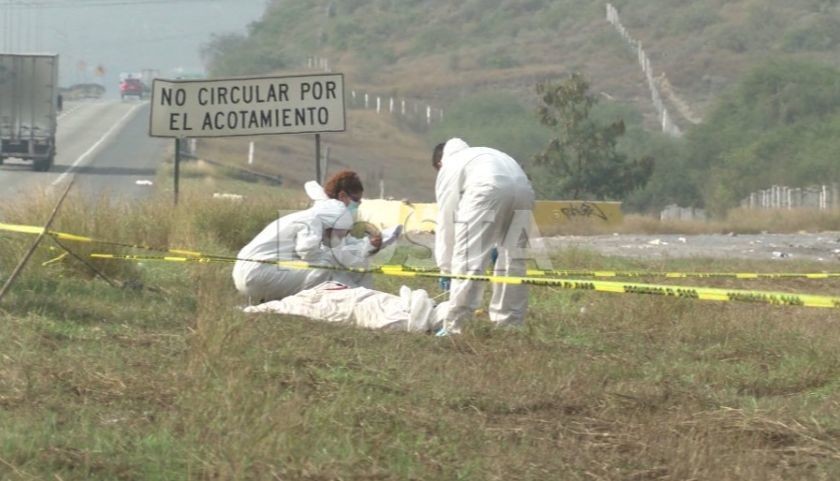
546,232,840,262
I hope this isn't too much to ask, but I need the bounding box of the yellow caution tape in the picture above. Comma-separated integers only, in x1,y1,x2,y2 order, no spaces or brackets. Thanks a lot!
41,252,68,267
0,223,46,236
9,219,837,310
4,221,840,280
527,270,840,280
89,252,840,310
359,265,840,280
1,222,205,257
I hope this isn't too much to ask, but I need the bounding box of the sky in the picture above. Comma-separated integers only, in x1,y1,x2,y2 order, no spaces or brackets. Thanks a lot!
0,0,266,90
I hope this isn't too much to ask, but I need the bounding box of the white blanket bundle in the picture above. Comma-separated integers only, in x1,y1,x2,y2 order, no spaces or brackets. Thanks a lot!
245,281,448,333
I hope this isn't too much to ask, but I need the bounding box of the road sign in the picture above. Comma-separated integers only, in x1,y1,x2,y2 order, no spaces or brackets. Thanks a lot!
149,73,345,138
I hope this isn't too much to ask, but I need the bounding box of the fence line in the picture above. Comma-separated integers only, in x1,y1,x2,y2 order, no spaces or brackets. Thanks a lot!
606,4,701,136
740,184,840,210
657,73,703,125
305,56,444,126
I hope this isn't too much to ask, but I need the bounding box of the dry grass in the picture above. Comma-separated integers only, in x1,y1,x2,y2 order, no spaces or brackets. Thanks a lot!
553,208,840,236
0,187,839,480
197,109,437,202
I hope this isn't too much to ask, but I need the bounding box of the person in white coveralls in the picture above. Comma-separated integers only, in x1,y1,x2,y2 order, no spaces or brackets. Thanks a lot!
233,171,384,302
433,138,536,334
238,170,439,332
232,197,355,303
245,280,448,333
303,170,385,290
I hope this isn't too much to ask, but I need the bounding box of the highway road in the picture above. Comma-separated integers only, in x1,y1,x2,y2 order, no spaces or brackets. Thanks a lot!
0,100,167,203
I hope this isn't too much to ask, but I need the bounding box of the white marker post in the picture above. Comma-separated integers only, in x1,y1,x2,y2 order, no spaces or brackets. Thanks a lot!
248,141,255,165
150,73,346,204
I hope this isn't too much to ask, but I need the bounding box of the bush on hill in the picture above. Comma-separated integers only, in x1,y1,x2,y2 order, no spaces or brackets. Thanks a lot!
684,59,840,214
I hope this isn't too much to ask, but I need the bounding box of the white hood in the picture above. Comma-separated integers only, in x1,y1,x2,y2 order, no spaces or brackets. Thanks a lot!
304,180,329,201
441,138,469,167
311,199,353,230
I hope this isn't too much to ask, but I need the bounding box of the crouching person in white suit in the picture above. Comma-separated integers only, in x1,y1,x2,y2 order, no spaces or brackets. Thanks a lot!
303,170,386,290
232,198,355,303
433,138,536,334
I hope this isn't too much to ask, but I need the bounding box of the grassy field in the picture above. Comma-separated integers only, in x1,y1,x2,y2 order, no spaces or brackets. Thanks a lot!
1,180,840,480
195,108,438,203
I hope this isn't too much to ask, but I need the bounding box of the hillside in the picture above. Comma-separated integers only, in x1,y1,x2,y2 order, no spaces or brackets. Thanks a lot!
200,0,840,210
205,0,839,127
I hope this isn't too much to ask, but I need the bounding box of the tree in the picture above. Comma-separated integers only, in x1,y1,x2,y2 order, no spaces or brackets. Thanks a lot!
682,59,840,215
534,73,653,200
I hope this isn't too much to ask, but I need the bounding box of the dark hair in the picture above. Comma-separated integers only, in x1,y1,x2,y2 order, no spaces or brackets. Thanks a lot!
432,142,446,168
323,170,364,199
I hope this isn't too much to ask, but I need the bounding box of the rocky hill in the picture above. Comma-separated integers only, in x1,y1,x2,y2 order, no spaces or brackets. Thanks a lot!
204,0,839,130
200,0,840,211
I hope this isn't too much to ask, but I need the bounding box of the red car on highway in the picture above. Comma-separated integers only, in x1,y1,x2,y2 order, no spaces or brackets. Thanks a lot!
120,77,145,100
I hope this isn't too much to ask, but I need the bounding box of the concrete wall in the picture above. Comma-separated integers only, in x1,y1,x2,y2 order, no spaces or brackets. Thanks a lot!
358,200,624,234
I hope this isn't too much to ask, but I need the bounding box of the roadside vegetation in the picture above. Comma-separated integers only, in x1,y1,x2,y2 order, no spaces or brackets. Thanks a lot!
200,0,840,217
5,1,840,479
428,59,840,215
1,168,840,479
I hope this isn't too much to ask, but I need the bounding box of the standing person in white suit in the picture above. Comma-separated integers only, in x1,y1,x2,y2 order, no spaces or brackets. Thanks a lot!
433,138,536,335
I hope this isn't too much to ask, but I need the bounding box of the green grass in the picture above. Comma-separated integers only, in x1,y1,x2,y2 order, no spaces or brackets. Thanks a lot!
1,186,840,480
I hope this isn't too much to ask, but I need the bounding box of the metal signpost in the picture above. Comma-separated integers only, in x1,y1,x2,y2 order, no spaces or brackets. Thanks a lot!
149,73,346,204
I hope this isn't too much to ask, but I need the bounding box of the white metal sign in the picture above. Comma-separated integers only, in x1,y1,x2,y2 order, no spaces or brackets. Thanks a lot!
149,73,345,138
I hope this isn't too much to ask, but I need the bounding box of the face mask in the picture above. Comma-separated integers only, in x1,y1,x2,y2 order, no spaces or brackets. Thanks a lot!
347,201,360,218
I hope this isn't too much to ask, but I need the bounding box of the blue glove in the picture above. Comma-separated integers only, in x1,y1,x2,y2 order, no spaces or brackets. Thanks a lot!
438,277,451,292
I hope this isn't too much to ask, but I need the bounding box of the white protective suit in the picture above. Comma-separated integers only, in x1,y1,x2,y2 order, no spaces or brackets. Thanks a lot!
435,138,536,331
232,199,355,302
244,281,450,332
304,180,377,288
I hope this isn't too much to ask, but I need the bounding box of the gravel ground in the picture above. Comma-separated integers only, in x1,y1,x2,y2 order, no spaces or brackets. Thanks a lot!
545,232,840,263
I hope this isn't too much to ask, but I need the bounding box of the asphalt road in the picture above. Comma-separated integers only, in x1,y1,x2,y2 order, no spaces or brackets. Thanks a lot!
0,100,167,203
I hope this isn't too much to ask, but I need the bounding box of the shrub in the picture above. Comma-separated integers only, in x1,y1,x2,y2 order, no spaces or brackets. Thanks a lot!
477,49,521,69
428,91,550,167
410,26,459,54
782,16,840,52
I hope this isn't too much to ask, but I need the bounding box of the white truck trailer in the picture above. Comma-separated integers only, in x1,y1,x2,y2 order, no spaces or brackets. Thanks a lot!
0,54,60,171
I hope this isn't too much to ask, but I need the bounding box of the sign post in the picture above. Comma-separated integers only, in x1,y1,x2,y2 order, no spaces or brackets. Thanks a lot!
174,138,181,205
149,73,346,202
315,133,321,184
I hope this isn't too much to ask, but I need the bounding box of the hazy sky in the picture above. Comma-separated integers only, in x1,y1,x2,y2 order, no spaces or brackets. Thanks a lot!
1,0,266,89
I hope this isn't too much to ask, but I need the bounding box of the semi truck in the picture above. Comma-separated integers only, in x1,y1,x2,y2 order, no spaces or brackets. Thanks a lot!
0,53,60,171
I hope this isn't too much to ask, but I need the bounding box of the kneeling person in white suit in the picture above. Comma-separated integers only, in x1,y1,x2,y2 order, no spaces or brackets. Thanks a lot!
232,198,355,303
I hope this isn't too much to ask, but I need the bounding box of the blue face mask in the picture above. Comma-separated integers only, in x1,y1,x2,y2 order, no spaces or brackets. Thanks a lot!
348,200,360,218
